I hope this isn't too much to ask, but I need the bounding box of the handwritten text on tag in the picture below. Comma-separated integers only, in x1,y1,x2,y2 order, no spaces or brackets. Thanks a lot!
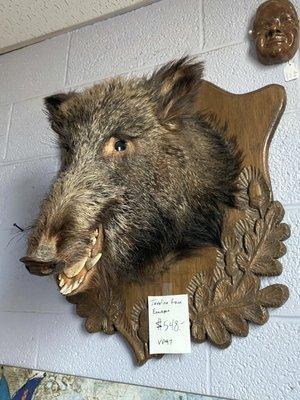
148,294,191,354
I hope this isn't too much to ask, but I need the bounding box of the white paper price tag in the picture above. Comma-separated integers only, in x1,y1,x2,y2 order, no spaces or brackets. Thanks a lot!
284,60,299,82
148,294,191,354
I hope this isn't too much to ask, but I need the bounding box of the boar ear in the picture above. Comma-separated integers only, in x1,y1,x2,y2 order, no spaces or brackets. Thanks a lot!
149,57,204,128
44,92,75,131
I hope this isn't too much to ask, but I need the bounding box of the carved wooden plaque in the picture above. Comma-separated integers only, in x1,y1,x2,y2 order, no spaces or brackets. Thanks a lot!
68,81,290,365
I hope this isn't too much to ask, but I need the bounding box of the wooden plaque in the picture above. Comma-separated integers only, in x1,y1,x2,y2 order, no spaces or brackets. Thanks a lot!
68,81,290,365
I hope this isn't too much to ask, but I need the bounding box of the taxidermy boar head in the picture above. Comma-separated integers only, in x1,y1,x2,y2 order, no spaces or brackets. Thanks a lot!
20,57,241,296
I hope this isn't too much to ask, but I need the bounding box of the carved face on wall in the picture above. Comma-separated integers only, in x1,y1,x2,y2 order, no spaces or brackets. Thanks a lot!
20,57,241,297
252,0,299,64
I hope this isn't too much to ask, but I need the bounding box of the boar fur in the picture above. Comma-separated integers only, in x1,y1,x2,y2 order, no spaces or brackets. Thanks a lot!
22,57,241,294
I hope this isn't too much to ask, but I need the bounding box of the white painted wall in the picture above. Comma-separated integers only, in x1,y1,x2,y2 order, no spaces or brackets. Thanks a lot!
0,1,299,399
0,0,157,54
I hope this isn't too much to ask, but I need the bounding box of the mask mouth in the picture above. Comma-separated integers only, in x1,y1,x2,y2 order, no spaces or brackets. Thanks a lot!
266,34,287,45
20,227,104,296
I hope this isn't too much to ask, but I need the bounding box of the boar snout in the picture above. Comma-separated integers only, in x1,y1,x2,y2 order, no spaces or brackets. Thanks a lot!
23,226,104,296
20,257,65,276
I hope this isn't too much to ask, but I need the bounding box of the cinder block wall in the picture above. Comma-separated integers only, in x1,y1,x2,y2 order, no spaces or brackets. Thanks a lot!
0,1,299,399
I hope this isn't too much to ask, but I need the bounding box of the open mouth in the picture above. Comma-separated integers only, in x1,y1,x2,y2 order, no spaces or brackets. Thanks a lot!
267,35,287,45
57,228,103,296
21,227,104,297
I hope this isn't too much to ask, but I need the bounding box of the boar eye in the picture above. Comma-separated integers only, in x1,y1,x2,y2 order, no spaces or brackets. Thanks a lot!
114,140,127,152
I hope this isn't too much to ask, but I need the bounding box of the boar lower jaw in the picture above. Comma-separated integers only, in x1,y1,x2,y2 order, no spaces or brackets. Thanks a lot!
58,228,103,296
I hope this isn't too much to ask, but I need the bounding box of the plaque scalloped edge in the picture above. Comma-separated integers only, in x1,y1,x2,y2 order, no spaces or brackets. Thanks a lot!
68,164,290,365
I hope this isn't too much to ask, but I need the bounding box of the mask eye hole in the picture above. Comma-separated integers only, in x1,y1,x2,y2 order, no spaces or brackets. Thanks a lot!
114,140,127,152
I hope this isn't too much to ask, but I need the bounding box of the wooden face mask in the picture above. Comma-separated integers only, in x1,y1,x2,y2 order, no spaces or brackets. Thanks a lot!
252,0,299,65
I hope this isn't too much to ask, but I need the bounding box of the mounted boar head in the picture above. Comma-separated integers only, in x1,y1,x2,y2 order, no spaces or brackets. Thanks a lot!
20,57,241,296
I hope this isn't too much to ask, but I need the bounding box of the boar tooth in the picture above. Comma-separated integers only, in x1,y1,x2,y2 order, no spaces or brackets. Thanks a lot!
64,257,88,278
60,284,73,295
86,253,102,270
91,237,97,246
78,276,85,284
59,277,65,287
71,281,80,292
58,273,65,287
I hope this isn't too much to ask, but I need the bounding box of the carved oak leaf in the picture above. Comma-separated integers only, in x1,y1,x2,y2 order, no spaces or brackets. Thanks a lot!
67,290,106,333
188,272,289,348
257,284,290,307
130,298,149,345
67,288,122,335
124,298,163,364
235,201,290,276
217,236,243,284
187,274,210,343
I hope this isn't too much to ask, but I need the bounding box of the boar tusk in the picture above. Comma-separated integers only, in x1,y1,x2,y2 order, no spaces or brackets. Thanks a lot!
64,257,88,278
86,253,102,270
